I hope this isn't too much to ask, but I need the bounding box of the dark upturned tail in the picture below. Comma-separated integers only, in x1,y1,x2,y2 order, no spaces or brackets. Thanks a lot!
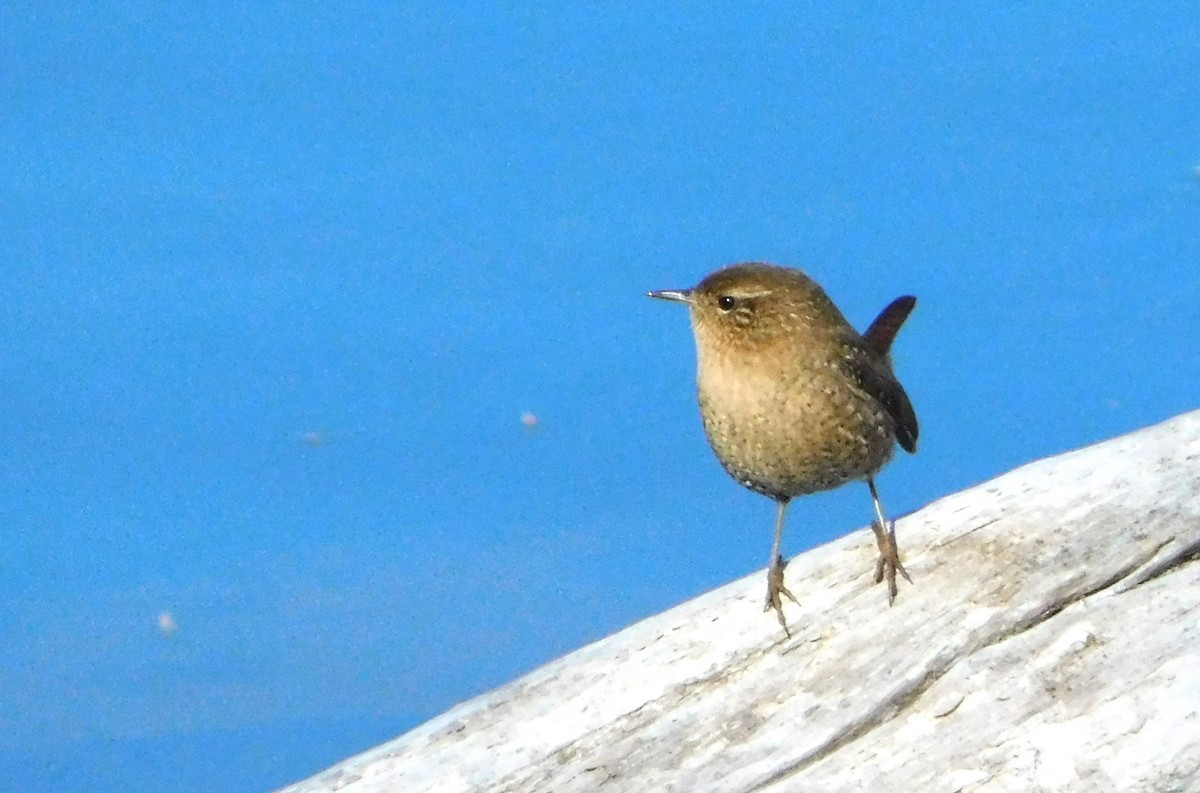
863,296,916,357
861,296,918,453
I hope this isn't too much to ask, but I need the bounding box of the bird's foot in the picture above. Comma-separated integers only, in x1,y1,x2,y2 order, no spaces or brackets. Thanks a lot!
764,554,799,636
871,519,912,604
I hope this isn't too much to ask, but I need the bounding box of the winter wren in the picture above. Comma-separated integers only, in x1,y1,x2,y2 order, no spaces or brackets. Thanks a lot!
649,262,919,636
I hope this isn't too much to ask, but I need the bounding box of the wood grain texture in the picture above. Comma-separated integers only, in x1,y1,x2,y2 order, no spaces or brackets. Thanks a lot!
279,409,1200,793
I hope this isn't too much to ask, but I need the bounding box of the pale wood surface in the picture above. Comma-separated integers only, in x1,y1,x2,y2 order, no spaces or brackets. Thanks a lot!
279,410,1200,793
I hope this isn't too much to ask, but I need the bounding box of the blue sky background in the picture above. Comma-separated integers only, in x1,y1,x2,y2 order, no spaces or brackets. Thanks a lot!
2,4,1199,791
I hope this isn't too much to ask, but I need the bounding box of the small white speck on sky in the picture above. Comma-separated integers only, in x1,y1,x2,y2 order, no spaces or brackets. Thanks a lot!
156,611,179,638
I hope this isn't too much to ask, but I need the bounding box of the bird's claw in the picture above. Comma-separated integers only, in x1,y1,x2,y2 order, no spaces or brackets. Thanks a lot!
871,518,912,605
764,554,799,636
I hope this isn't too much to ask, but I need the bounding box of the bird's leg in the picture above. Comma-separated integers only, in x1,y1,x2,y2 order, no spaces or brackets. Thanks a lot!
764,499,799,636
868,477,911,604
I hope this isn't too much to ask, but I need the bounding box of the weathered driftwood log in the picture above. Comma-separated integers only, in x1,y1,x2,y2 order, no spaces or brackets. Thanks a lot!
280,410,1200,793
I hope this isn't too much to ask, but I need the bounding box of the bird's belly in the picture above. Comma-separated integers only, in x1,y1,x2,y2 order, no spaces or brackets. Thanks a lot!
697,377,894,500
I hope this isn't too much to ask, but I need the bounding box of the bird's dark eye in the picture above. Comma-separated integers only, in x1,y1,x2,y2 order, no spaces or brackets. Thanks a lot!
717,295,737,311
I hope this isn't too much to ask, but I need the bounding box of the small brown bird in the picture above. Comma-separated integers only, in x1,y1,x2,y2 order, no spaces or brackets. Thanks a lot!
649,262,919,635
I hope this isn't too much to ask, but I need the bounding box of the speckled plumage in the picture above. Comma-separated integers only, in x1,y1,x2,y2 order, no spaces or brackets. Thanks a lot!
650,262,920,635
688,264,914,500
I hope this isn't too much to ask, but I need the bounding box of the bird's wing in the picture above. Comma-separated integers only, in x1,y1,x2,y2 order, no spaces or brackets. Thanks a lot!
847,348,920,454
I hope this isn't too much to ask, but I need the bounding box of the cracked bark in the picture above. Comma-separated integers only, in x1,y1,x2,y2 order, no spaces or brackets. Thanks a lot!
279,410,1200,793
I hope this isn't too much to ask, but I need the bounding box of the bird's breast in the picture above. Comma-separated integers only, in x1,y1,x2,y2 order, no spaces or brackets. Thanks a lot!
695,350,895,500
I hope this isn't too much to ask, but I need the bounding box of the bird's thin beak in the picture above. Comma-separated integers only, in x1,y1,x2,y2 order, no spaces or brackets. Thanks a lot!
647,288,693,304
